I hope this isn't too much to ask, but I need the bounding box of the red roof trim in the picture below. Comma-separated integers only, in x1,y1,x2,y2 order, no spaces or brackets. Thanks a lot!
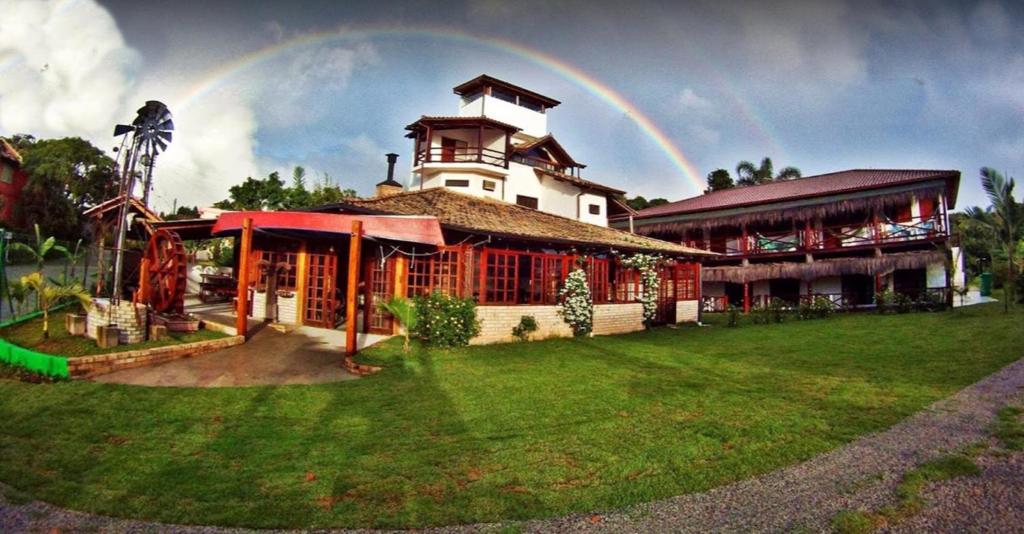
212,211,446,246
634,169,961,219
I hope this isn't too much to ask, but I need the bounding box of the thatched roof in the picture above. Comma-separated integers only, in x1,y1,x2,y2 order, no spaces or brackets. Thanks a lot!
702,250,946,283
317,188,712,256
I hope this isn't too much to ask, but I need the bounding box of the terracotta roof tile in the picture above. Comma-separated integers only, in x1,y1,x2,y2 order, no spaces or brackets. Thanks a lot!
632,169,960,219
338,188,709,256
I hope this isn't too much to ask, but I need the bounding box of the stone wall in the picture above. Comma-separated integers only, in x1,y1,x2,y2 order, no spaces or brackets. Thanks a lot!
472,302,646,345
66,335,244,378
252,290,267,320
592,303,645,335
676,300,699,323
86,298,147,344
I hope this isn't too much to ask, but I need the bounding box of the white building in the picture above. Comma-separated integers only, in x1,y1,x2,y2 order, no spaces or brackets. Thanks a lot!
398,75,630,227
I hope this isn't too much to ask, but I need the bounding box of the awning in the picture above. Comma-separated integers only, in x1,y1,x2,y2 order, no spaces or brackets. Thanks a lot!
212,211,446,246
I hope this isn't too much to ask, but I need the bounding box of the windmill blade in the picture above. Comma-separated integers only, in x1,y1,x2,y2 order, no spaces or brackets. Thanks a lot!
157,130,173,143
153,137,168,153
157,118,174,132
113,124,134,137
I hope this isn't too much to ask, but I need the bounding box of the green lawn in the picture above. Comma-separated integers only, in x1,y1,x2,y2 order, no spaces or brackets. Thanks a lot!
0,311,225,358
0,304,1020,529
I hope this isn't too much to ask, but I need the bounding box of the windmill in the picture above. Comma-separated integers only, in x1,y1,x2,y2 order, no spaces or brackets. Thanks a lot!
109,101,175,302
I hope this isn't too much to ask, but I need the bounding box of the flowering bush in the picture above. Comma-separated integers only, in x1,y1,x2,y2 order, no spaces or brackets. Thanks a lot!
559,268,593,336
620,253,662,326
412,291,480,348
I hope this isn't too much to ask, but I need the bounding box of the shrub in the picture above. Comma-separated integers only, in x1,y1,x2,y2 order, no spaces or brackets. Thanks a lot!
768,297,787,323
894,292,914,313
750,303,770,324
511,315,538,342
412,291,480,348
377,297,417,352
875,289,896,314
558,268,593,336
726,304,741,327
811,295,835,319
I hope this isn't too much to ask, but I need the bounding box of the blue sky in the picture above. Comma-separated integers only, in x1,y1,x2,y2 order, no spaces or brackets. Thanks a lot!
1,0,1021,212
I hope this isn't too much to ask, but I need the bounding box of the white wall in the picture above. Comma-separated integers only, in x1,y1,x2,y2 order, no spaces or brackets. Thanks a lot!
926,260,948,288
460,95,547,137
676,300,699,323
578,191,608,227
801,276,841,295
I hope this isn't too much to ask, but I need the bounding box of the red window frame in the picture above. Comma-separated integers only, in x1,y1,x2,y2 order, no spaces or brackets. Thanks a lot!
408,245,466,298
587,257,611,303
676,263,699,301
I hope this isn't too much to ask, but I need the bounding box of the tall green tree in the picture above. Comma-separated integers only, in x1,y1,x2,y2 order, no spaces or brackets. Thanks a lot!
964,168,1023,311
735,157,801,186
214,172,288,211
284,166,312,209
8,136,116,238
625,196,669,211
705,168,735,193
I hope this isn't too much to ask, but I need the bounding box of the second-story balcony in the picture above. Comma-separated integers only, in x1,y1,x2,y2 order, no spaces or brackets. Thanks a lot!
691,214,948,258
416,145,508,168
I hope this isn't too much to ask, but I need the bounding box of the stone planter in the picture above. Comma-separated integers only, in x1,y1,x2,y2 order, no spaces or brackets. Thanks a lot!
96,325,120,349
148,324,168,341
152,313,201,333
65,313,87,336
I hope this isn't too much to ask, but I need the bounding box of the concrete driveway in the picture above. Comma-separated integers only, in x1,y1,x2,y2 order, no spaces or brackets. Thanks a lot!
94,326,389,387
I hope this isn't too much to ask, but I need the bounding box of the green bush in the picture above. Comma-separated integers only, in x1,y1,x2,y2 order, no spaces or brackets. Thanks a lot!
875,289,896,314
511,315,538,342
894,292,914,314
412,291,481,348
726,304,741,327
811,295,835,318
768,297,787,323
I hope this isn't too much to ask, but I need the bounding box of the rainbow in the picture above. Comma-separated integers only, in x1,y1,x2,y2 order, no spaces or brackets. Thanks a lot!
174,25,710,193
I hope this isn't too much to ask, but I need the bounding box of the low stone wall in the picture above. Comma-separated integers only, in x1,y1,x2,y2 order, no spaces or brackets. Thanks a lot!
86,299,147,344
277,293,298,324
676,300,699,323
66,335,245,378
473,302,646,345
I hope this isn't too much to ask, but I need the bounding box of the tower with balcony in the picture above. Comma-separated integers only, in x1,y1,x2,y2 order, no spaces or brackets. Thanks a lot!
403,75,627,226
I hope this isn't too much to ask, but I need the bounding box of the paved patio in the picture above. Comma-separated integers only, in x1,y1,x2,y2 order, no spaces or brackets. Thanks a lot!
94,324,389,387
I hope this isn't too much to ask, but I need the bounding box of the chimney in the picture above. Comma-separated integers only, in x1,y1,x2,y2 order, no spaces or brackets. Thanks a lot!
374,153,403,198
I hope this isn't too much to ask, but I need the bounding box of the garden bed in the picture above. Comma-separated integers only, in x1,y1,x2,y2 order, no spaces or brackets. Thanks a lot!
0,311,230,378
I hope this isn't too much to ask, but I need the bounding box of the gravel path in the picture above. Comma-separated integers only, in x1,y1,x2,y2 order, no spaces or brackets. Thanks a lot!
2,357,1023,533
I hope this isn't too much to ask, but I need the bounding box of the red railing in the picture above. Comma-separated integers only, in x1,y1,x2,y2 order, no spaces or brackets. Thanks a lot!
706,215,946,257
416,146,508,168
701,295,729,312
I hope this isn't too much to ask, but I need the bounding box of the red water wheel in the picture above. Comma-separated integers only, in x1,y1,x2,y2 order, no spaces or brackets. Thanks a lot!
140,229,187,314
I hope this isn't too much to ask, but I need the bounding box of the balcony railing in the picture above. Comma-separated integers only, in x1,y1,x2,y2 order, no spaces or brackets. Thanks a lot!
702,287,951,313
698,215,946,258
415,146,508,168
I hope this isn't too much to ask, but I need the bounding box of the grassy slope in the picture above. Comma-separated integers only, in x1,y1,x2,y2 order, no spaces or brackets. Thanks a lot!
0,312,224,358
0,304,1020,529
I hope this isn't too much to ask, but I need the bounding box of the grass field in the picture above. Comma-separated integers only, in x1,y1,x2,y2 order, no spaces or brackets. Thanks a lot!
0,303,1020,529
0,311,224,358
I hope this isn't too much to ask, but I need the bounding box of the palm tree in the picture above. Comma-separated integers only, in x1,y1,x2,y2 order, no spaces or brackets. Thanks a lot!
20,273,92,339
53,238,87,283
736,157,802,186
10,223,56,271
377,296,418,352
965,168,1023,312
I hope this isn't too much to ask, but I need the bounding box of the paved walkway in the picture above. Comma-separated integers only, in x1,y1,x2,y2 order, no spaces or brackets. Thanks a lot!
93,326,387,387
2,358,1022,532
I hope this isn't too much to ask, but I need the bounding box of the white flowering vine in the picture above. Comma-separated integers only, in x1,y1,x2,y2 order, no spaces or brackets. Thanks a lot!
620,253,662,326
559,268,593,336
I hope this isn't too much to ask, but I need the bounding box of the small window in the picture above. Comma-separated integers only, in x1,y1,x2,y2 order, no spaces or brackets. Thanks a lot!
516,195,538,209
0,164,11,184
588,204,601,215
482,180,496,192
445,179,470,188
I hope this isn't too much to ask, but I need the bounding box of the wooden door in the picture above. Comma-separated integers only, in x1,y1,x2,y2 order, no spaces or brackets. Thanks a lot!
364,257,395,334
304,253,337,328
653,266,677,325
441,137,457,162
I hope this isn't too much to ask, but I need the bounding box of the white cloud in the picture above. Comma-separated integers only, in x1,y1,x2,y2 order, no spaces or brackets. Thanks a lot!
0,0,137,138
260,43,380,128
677,87,714,116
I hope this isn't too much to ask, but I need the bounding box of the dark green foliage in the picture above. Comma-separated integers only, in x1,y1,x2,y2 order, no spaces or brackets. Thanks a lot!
735,157,801,186
9,136,116,239
726,304,740,327
624,195,669,211
705,168,734,193
215,167,358,211
511,315,538,342
412,291,481,347
799,296,835,320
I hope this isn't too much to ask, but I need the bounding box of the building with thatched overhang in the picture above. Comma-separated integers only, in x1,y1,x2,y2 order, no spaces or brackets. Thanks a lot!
611,169,962,312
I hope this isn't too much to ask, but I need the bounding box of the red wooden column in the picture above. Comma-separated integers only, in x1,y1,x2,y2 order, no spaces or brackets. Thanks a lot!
345,220,363,357
235,217,254,339
741,224,749,255
743,282,751,313
393,255,408,336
